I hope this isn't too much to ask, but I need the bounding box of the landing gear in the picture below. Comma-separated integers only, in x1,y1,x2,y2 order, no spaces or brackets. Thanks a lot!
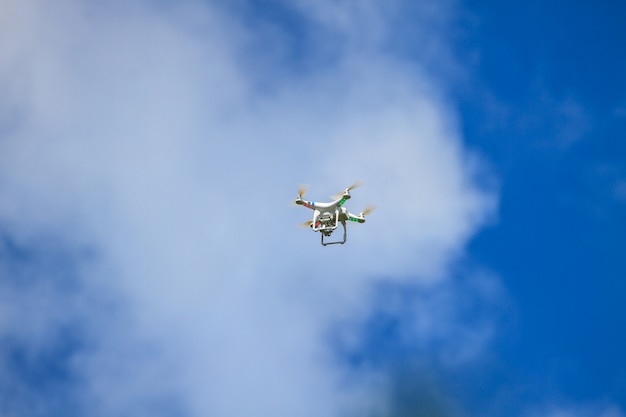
321,221,347,246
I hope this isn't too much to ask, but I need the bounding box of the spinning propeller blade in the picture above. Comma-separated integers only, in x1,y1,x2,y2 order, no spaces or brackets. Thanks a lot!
299,220,314,228
360,205,377,216
291,184,310,206
297,184,309,197
347,181,363,191
331,181,362,199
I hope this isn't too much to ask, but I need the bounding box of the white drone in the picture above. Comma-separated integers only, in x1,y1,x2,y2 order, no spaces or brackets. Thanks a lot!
293,182,375,246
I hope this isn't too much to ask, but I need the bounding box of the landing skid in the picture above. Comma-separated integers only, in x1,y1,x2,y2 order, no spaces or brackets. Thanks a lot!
321,222,347,246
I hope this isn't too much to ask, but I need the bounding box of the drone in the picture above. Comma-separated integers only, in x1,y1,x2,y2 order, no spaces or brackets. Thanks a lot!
293,182,375,246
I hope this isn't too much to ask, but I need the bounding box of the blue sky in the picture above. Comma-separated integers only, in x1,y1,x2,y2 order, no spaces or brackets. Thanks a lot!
0,1,624,416
457,1,626,412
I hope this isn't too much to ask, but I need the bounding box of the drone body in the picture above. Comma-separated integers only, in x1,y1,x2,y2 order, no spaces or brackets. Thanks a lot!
293,182,373,246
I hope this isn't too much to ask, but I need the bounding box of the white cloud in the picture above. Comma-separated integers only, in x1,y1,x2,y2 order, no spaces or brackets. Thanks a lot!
0,0,496,416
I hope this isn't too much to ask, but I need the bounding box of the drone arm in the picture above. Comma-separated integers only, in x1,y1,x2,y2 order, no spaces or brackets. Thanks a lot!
336,194,350,207
346,211,365,223
295,199,315,209
310,210,324,231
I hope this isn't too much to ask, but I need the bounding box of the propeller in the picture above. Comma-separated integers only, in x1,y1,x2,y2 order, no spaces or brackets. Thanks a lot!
291,184,309,206
360,205,377,216
331,181,362,199
299,220,314,228
297,184,309,198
